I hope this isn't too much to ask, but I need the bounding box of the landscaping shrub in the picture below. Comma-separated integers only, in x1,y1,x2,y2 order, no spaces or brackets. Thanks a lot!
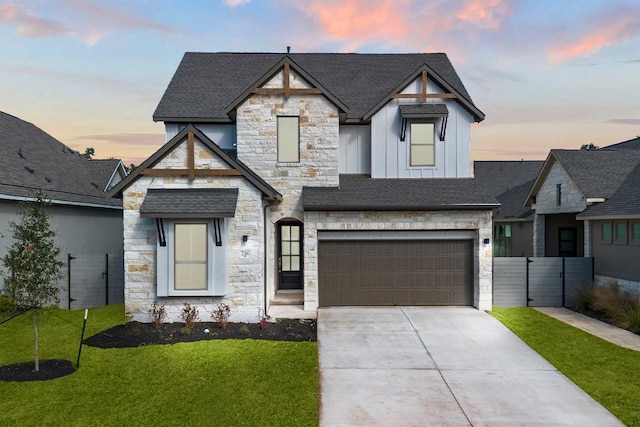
148,301,167,329
179,303,199,329
212,302,231,329
574,281,640,334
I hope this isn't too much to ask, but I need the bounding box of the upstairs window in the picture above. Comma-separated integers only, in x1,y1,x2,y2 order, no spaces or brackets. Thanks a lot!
556,184,562,206
277,116,299,163
601,221,612,244
631,221,640,246
494,224,512,257
614,221,628,245
410,123,435,166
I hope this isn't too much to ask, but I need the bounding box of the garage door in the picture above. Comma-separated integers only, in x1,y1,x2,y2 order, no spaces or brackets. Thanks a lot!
318,239,473,306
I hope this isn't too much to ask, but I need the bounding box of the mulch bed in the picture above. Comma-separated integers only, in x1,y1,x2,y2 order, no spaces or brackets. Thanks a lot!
0,319,316,382
0,359,75,382
83,319,317,349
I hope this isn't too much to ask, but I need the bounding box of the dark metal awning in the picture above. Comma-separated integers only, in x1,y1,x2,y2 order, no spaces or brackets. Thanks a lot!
399,103,448,118
140,188,238,218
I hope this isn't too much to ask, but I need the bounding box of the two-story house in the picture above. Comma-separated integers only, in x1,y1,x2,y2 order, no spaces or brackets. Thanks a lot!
111,53,498,322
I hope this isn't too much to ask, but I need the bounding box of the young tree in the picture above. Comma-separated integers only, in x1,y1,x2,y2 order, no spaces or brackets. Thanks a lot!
82,147,95,159
2,194,64,371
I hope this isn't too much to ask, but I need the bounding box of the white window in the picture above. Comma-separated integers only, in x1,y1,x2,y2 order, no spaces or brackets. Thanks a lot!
278,116,299,163
410,123,435,166
157,219,227,297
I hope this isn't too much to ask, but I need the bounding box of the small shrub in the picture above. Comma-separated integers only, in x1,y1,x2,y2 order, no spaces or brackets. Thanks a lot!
0,294,16,313
148,301,167,330
574,281,640,334
239,325,250,335
257,308,272,330
212,302,231,329
179,326,193,336
179,303,200,329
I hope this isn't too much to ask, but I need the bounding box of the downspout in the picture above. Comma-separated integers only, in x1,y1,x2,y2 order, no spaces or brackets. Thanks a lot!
263,202,269,316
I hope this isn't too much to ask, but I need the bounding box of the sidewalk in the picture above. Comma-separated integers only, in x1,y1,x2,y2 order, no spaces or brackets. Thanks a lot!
534,307,640,351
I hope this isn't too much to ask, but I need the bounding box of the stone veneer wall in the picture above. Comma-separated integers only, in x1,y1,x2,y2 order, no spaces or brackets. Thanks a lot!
235,70,340,303
594,275,640,295
123,138,266,322
303,210,494,311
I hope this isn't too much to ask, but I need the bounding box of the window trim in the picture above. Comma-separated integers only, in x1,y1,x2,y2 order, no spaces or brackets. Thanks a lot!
157,219,228,297
277,116,300,163
409,122,436,167
600,221,612,245
614,220,628,246
556,184,562,206
631,221,640,246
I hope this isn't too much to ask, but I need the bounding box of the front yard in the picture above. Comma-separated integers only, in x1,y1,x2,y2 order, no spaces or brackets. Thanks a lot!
0,305,318,426
491,307,640,426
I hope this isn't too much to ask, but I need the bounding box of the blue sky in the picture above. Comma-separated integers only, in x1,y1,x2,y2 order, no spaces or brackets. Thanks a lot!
1,0,639,165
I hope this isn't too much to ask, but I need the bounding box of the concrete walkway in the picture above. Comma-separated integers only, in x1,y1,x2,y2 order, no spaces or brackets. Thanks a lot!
318,307,623,427
534,307,640,351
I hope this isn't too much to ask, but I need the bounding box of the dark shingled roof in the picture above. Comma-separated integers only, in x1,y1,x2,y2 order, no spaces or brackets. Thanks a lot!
603,136,640,150
474,161,544,220
154,52,483,123
87,159,123,191
0,111,121,208
552,150,640,199
140,188,238,218
578,162,640,219
302,174,498,211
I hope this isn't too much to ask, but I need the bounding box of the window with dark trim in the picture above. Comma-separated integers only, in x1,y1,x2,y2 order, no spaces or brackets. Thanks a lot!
556,184,562,206
277,116,299,163
494,224,512,257
631,221,640,246
614,221,628,245
601,221,612,244
410,122,435,166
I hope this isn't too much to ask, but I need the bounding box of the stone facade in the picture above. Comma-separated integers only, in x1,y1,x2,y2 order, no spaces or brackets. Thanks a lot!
123,139,266,322
595,275,640,295
303,210,494,311
235,69,340,304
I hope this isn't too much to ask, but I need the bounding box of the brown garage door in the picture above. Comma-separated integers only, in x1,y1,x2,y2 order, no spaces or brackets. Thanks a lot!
318,240,473,306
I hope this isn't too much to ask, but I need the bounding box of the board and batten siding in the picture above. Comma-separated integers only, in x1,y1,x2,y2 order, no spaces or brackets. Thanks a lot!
339,125,371,174
165,123,236,150
370,77,473,179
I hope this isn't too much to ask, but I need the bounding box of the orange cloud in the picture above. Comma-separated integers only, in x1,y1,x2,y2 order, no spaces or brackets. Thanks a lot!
307,0,411,47
549,12,640,61
455,0,511,29
0,1,73,38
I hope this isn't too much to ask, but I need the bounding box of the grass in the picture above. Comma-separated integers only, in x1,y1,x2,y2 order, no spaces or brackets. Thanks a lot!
0,305,318,426
490,307,640,426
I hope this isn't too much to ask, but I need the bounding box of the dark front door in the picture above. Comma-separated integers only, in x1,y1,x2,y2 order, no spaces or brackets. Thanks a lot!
278,222,303,289
559,227,578,257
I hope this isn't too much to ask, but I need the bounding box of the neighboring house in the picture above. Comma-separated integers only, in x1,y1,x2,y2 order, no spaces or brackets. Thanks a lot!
0,111,125,308
525,147,640,293
474,161,544,257
88,159,127,192
110,52,498,321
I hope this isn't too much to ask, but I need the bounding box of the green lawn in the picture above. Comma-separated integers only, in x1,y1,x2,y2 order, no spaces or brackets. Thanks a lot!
0,305,318,426
491,307,640,427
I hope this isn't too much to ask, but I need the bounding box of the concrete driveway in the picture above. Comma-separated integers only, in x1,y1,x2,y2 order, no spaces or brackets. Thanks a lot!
318,307,622,426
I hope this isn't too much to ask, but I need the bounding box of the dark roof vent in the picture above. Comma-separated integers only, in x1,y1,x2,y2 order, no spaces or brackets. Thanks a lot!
18,149,25,159
91,182,100,189
24,165,35,173
45,177,52,183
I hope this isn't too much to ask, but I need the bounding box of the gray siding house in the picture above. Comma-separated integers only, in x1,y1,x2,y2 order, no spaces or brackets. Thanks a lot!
111,52,498,322
474,161,544,257
526,145,640,293
0,111,125,308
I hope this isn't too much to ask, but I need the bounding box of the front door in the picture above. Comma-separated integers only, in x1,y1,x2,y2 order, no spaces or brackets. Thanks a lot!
559,227,577,257
278,222,303,289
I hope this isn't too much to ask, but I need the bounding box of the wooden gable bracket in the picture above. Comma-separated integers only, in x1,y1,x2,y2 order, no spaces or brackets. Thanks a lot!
393,70,457,102
140,131,242,180
252,61,323,98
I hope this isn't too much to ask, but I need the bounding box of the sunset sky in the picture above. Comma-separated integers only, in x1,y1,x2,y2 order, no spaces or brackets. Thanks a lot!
1,0,639,165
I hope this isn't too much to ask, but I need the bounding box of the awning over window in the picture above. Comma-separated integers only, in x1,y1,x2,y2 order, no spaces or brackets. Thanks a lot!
399,103,448,118
399,104,449,142
140,188,238,218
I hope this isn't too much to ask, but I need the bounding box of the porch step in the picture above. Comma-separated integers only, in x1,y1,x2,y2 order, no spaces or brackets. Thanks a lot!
270,290,304,306
268,304,317,320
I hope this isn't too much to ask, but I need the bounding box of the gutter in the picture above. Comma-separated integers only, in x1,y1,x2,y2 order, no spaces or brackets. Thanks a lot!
0,194,122,210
